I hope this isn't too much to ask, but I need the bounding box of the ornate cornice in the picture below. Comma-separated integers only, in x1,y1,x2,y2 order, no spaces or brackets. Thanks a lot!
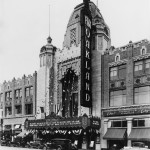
102,104,150,117
133,53,150,62
109,59,128,67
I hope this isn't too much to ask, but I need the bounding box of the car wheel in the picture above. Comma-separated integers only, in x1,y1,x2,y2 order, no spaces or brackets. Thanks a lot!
37,145,41,149
43,146,47,150
57,146,62,150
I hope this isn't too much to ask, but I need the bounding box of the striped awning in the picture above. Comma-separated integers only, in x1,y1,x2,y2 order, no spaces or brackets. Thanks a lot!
103,128,127,140
16,130,27,137
128,128,150,141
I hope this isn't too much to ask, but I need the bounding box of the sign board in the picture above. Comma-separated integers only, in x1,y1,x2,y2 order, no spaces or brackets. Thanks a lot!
103,106,150,117
80,2,92,107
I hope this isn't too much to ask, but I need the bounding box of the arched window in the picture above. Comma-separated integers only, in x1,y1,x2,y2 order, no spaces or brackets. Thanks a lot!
141,46,147,55
115,53,120,62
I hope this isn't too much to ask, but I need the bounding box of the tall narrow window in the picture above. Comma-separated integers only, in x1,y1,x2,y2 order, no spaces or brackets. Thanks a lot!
145,59,150,69
15,105,22,114
72,93,78,117
118,65,126,79
25,104,33,115
30,87,33,96
70,28,76,46
25,88,29,97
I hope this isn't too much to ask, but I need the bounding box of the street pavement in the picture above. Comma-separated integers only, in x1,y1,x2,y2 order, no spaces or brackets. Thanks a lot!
0,145,40,150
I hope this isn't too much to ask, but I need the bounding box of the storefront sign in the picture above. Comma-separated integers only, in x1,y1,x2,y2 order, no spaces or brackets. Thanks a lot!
80,2,92,107
103,106,150,117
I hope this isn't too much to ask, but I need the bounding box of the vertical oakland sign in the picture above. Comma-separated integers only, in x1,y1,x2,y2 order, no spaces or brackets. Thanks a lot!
80,0,92,107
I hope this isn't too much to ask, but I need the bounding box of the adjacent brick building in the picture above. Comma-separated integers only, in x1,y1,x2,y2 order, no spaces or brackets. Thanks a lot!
101,39,150,149
0,72,37,140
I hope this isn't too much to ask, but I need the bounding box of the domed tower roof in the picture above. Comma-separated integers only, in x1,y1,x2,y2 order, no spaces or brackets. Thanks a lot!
62,1,110,49
40,36,56,55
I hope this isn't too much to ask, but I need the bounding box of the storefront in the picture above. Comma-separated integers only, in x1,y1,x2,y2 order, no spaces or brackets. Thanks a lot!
102,105,150,150
24,113,100,150
128,128,150,148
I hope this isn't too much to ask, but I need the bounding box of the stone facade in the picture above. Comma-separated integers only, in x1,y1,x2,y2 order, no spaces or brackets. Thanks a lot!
0,72,37,138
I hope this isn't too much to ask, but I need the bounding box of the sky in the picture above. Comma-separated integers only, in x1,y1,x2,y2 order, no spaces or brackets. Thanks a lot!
0,0,150,84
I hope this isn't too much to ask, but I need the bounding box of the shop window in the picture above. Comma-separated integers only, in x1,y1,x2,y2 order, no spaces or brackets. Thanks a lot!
111,120,127,127
132,119,145,127
15,105,22,114
110,90,126,107
134,86,150,104
25,103,33,115
134,61,143,72
5,107,12,116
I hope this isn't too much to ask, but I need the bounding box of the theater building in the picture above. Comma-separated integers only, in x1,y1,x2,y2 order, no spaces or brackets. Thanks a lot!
25,0,110,150
101,39,150,149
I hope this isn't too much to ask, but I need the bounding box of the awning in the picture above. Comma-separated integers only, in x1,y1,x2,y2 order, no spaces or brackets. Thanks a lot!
16,130,28,137
103,128,126,140
128,128,150,141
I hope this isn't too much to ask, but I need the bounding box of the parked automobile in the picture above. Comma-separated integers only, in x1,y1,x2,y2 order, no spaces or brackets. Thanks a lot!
1,138,11,146
43,138,77,150
132,142,145,148
25,138,45,149
120,142,149,150
9,136,27,147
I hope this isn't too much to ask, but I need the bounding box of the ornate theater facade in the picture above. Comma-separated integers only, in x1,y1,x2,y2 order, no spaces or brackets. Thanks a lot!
24,0,110,150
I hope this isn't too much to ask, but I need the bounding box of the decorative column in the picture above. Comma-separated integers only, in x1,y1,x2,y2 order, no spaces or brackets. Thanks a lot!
11,124,14,142
127,118,132,147
102,119,108,149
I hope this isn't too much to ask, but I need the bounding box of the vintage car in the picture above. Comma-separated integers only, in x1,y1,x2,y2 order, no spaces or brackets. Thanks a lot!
1,138,11,146
25,138,45,149
9,136,27,147
120,142,149,150
43,138,77,150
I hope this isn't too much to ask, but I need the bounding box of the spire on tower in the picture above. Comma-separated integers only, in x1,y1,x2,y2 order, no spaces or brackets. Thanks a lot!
49,4,50,37
47,5,52,44
97,0,99,8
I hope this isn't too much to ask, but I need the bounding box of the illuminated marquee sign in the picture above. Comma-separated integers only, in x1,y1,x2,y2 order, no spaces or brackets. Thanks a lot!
80,5,92,107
